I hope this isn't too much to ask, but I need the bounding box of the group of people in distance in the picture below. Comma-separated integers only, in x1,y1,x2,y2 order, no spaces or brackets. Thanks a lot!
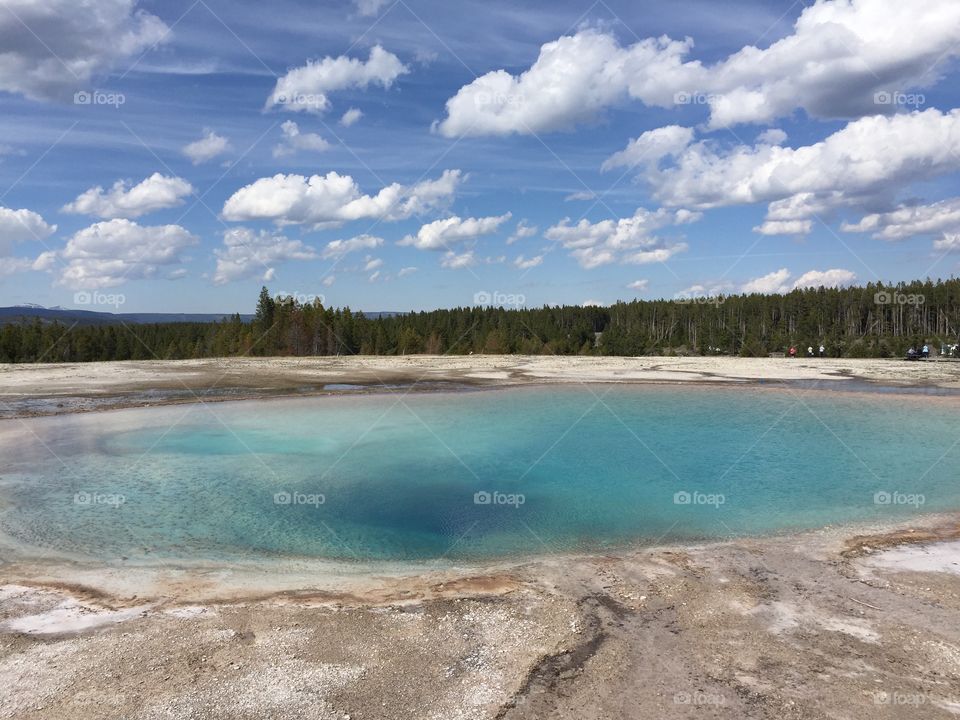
788,344,826,358
786,342,945,360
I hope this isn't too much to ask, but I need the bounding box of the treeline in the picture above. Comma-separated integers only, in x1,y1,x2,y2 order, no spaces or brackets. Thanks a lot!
2,279,959,363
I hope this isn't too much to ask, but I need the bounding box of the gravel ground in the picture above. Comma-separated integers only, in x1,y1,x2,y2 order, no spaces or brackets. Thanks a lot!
2,355,959,419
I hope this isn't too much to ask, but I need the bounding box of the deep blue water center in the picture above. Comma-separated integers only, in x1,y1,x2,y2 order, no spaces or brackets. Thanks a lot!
0,385,957,563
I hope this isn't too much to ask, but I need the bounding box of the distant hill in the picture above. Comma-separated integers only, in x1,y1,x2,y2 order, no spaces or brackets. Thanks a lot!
0,306,254,326
0,306,403,326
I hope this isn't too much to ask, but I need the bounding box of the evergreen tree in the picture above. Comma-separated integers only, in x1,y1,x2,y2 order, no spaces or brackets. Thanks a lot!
3,279,960,363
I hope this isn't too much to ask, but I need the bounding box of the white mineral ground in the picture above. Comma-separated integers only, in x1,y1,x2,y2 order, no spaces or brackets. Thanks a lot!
2,356,960,719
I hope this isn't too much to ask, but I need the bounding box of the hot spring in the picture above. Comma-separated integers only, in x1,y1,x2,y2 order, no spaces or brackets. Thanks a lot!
0,384,956,563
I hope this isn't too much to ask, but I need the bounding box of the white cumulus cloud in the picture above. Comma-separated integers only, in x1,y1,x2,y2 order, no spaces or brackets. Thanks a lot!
440,251,475,269
266,45,408,113
506,219,538,244
741,267,856,294
933,234,960,253
544,208,695,269
753,219,814,236
0,0,169,101
222,169,462,228
742,268,792,294
213,227,318,285
435,30,692,137
182,130,231,165
842,197,960,241
62,173,193,218
0,206,57,255
398,213,512,251
321,234,384,260
272,120,330,158
50,219,197,289
601,126,695,172
792,268,857,289
436,1,960,136
622,110,960,235
0,257,42,276
340,108,363,127
513,254,543,270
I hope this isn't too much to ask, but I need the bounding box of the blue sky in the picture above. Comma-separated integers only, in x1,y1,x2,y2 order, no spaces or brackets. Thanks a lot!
1,0,959,313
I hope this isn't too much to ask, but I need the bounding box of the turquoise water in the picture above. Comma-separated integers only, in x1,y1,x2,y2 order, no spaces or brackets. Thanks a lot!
0,385,957,563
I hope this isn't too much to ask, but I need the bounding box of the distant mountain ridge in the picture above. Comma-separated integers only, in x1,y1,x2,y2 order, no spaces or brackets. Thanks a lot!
0,306,402,326
0,306,254,326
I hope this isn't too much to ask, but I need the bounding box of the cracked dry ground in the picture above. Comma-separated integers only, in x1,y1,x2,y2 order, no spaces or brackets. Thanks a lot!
2,529,960,719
